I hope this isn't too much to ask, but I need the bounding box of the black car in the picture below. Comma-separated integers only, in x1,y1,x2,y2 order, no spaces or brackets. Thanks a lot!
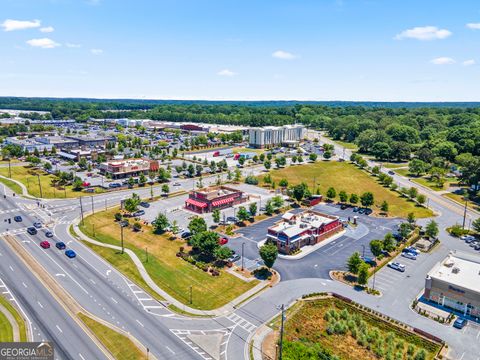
55,242,66,250
181,231,191,239
27,227,37,235
14,216,22,222
45,231,54,238
139,202,150,208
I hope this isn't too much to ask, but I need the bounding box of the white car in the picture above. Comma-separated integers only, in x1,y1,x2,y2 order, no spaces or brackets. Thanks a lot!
173,182,181,186
401,252,417,260
388,261,406,272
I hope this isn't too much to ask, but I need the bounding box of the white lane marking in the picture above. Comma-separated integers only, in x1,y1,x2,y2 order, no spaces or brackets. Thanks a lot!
166,346,175,355
9,265,14,272
56,325,63,333
79,353,86,360
89,279,96,285
110,297,118,304
136,319,144,327
55,273,65,277
106,269,111,276
22,282,27,288
37,301,44,309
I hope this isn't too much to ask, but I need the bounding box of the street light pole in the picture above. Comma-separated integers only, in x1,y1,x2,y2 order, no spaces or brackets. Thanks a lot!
189,285,192,304
462,197,468,229
279,304,285,360
120,224,124,254
241,242,245,271
91,196,94,215
372,257,377,291
79,197,84,225
37,174,43,198
361,244,365,259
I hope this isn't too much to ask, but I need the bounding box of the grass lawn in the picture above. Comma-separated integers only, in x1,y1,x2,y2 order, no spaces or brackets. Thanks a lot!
263,161,433,218
444,192,480,212
78,313,147,360
79,208,258,310
0,165,104,198
279,297,441,360
0,295,27,341
395,169,456,191
379,162,408,169
325,137,359,151
231,147,264,155
0,177,23,194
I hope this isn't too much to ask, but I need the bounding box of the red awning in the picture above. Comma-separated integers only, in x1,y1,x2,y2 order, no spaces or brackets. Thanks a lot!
186,198,207,208
212,197,235,207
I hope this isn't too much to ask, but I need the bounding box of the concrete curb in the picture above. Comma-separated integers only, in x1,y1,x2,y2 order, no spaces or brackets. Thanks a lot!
72,217,269,317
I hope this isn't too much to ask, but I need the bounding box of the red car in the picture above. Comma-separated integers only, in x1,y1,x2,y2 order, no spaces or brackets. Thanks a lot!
219,237,228,245
40,241,50,249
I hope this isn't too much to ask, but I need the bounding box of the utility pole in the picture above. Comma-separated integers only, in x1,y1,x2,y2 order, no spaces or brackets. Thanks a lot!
241,242,245,271
91,196,94,215
79,197,84,225
105,199,107,211
37,174,43,198
462,197,468,229
8,158,11,178
279,304,285,360
145,247,148,262
120,224,124,254
189,285,193,304
372,257,377,291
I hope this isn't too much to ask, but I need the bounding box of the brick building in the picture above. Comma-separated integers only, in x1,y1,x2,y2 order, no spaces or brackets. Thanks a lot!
185,185,247,213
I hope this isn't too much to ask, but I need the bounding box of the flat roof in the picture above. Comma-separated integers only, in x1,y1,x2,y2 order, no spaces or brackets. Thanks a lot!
270,211,336,238
428,251,480,294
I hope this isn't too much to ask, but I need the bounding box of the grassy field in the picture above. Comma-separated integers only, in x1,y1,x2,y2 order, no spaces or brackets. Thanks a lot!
79,208,258,310
263,161,433,218
444,192,480,212
0,165,104,198
0,177,23,194
78,313,147,360
379,162,408,169
325,137,359,151
395,169,456,191
231,147,264,155
0,295,27,342
280,298,441,360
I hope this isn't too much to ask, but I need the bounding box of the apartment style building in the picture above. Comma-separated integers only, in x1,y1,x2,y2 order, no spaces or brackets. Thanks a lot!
248,124,306,148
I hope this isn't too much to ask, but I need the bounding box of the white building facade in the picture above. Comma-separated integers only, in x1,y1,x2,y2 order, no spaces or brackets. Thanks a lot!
248,124,306,148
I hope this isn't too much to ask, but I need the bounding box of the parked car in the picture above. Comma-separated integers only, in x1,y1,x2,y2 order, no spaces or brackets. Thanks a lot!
358,208,365,214
226,216,238,224
132,210,145,217
27,227,37,235
461,235,476,242
470,241,479,247
401,252,417,260
65,250,76,258
340,204,348,210
120,220,129,227
45,231,54,238
40,241,50,249
55,242,66,250
108,183,122,189
404,246,420,255
465,237,476,244
14,216,22,222
453,317,467,329
388,262,406,272
353,207,359,212
139,202,150,208
388,170,395,175
474,243,480,251
173,182,181,186
181,231,191,239
33,222,42,229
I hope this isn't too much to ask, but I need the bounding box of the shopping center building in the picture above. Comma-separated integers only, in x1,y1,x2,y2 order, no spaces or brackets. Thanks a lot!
424,251,480,319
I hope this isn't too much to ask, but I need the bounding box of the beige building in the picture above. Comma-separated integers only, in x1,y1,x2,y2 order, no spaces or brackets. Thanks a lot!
248,124,306,148
424,251,480,319
99,159,159,179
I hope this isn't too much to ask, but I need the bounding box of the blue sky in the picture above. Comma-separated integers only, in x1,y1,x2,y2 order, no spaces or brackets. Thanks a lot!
1,0,480,101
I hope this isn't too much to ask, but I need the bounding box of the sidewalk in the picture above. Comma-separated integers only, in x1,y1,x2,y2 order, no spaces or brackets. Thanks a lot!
0,302,20,341
73,222,270,317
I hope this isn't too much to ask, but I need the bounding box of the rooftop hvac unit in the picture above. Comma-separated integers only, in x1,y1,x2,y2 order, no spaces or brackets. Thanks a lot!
452,267,460,274
444,261,454,268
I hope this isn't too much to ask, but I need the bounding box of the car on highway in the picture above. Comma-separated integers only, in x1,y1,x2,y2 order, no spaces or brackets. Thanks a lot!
27,227,37,235
401,252,417,260
45,231,54,238
14,216,22,222
453,317,467,329
55,242,66,250
40,241,50,249
139,202,150,208
33,222,42,228
132,210,145,217
65,250,76,258
388,261,406,272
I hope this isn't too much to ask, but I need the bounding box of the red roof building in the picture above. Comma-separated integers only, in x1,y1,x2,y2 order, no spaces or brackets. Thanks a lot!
185,185,247,213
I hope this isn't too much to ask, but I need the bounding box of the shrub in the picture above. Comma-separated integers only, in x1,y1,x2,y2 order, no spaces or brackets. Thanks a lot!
114,213,122,221
448,224,468,237
132,222,142,231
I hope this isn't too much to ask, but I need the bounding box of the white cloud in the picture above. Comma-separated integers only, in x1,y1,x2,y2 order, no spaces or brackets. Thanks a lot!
217,69,236,77
1,19,41,32
90,48,103,55
430,57,455,65
26,38,60,49
272,50,298,60
466,23,480,30
66,43,82,48
395,26,451,40
463,59,476,66
39,26,54,33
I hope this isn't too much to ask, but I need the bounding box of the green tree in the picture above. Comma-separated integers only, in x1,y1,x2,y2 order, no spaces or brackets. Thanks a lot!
259,242,278,269
338,190,348,203
214,246,233,261
309,153,318,162
407,212,416,225
264,160,271,171
234,168,242,182
408,187,418,199
128,177,135,188
161,184,169,196
347,252,363,274
399,222,412,239
349,193,359,205
237,206,250,223
360,192,374,208
369,239,384,257
292,182,309,203
383,233,396,253
272,195,284,209
279,178,288,188
188,217,207,235
153,213,169,234
416,194,426,206
326,187,336,201
139,173,147,186
425,220,439,239
124,193,140,213
212,209,221,224
473,218,480,233
357,263,370,286
249,202,257,217
72,177,83,191
265,200,274,215
380,200,389,213
409,159,427,176
191,231,219,257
